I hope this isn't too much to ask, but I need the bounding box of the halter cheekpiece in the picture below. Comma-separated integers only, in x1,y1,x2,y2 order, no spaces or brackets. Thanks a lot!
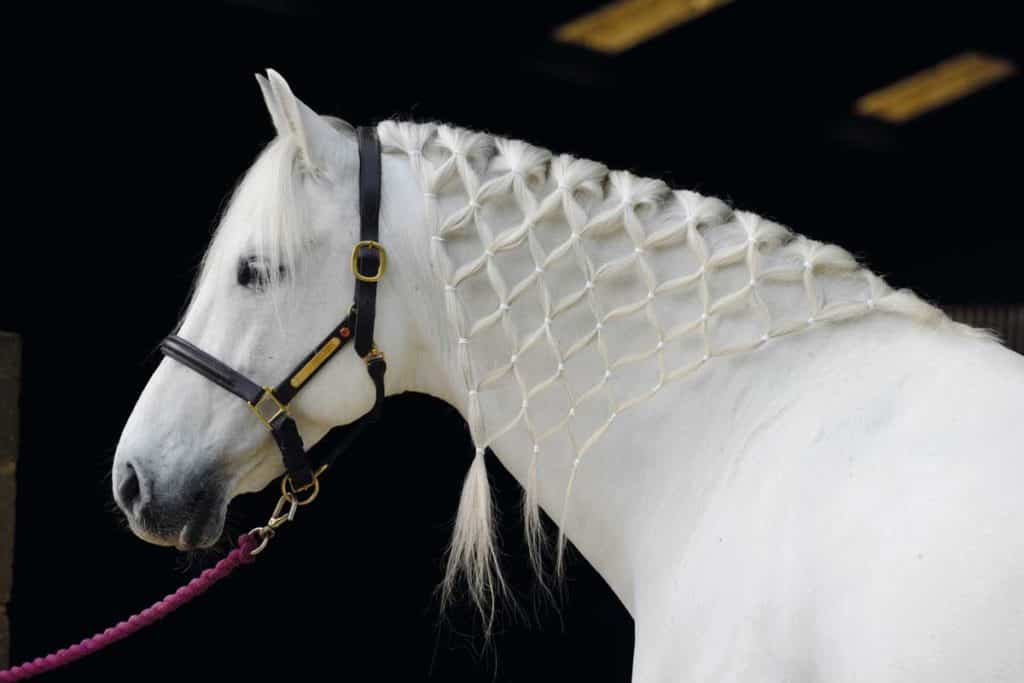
160,126,387,493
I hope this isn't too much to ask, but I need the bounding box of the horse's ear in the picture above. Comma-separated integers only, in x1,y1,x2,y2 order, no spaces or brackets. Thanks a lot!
255,73,289,135
261,69,343,171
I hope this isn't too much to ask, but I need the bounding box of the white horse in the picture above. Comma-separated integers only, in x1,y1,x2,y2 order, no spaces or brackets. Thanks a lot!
113,70,1024,681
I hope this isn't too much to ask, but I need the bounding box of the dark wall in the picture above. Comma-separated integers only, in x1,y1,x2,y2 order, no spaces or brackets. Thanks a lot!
3,2,1020,681
0,333,19,668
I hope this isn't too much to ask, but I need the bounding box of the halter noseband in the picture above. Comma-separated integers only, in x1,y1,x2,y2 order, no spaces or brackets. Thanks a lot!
160,126,387,492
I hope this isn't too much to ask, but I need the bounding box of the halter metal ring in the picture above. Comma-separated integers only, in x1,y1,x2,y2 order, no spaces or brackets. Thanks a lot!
281,465,327,506
248,527,274,556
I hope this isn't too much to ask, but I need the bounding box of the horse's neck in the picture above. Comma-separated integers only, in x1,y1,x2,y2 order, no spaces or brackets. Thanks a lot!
383,121,967,611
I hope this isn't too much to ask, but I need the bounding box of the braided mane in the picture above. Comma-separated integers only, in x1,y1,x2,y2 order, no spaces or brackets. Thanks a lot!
378,120,980,627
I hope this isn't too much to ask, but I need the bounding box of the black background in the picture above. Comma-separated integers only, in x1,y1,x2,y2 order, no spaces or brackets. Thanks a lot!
3,1,1021,681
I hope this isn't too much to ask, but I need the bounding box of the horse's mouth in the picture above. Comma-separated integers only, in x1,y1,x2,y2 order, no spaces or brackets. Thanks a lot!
127,484,227,551
126,520,177,548
175,505,225,551
129,509,225,551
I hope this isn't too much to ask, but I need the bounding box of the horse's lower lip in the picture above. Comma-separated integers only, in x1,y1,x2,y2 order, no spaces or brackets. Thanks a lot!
129,520,220,551
128,520,176,548
176,522,220,550
176,508,224,550
173,481,227,550
176,526,198,551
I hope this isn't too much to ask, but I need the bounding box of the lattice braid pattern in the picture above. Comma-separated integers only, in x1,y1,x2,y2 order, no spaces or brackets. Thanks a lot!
378,120,972,619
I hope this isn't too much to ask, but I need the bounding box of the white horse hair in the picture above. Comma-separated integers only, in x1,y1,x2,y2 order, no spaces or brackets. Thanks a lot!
113,70,1024,681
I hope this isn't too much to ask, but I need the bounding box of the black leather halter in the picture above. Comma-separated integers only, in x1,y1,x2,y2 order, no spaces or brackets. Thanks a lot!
160,126,387,492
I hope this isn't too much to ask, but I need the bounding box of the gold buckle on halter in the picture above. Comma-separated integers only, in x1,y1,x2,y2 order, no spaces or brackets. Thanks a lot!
249,388,288,429
351,240,387,282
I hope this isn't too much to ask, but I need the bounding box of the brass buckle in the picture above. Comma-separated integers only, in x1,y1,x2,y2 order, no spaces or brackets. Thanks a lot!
351,240,387,282
249,388,288,429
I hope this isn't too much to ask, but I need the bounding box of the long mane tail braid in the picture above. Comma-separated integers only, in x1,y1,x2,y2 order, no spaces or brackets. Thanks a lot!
441,447,507,633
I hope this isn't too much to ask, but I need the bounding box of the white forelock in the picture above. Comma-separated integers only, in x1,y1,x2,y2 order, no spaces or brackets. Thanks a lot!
187,135,313,317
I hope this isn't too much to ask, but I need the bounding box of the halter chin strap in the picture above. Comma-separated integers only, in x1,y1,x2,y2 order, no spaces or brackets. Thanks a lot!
159,126,387,491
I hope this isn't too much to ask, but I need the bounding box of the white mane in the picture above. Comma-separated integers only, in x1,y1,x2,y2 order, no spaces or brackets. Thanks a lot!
378,119,989,624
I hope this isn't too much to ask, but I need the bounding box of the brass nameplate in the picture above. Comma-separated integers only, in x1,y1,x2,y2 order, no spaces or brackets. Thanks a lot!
289,337,342,389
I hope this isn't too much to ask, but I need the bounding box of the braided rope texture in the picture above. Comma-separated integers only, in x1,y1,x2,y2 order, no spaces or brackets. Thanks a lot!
382,120,972,481
0,534,257,682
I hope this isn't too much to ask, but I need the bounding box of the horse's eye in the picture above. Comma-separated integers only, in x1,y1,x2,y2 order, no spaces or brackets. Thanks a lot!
237,256,285,291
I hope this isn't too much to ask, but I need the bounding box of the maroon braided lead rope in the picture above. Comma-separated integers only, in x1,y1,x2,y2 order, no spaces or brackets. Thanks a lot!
0,532,260,682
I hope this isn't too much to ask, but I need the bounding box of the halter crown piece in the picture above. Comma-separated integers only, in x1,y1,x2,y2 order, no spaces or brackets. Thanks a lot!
160,126,387,494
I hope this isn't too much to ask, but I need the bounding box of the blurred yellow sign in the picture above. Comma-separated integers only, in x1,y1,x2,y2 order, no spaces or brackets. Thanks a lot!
556,0,734,54
856,52,1016,124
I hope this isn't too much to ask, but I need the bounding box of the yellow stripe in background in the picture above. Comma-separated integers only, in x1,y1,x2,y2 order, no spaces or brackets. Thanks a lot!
856,52,1017,124
556,0,734,54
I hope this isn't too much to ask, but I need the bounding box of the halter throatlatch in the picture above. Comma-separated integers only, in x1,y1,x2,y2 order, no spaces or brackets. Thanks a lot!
160,125,387,502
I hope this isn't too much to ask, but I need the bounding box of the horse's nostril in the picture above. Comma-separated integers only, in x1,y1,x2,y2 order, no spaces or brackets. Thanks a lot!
119,461,142,511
